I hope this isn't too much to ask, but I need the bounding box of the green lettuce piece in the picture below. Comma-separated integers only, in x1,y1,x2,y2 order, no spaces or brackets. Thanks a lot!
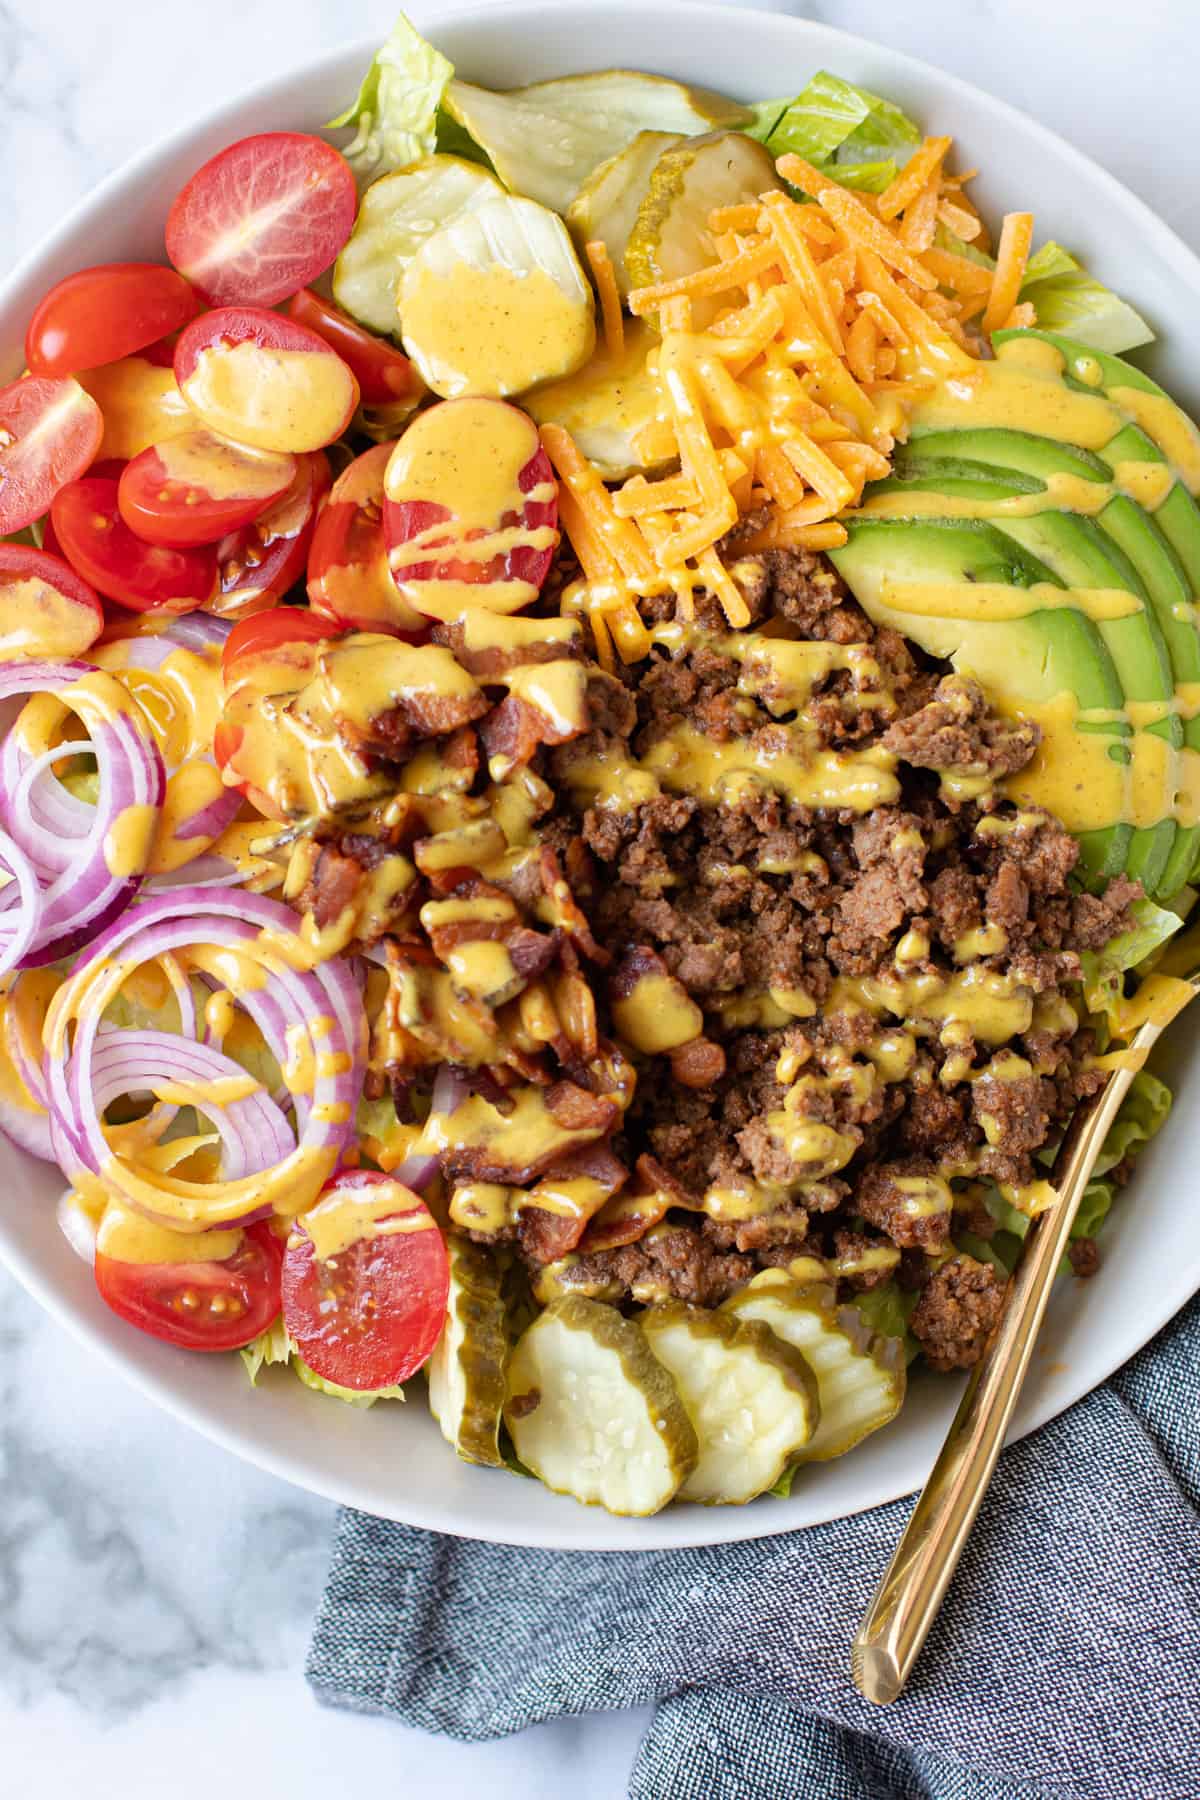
293,1357,406,1408
750,70,919,195
982,1069,1172,1251
850,1281,920,1363
328,12,453,188
240,1317,293,1386
1080,897,1184,1028
1019,240,1154,354
434,105,494,170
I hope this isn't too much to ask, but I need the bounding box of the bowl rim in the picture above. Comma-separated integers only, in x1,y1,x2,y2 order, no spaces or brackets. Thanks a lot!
3,0,1200,1550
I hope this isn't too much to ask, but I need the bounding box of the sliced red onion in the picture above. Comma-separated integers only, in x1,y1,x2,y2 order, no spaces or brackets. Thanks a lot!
0,1082,55,1162
176,789,241,843
0,832,44,975
56,1188,97,1266
46,888,366,1226
0,661,164,967
82,1029,295,1183
390,1153,440,1193
147,854,247,892
431,1065,470,1118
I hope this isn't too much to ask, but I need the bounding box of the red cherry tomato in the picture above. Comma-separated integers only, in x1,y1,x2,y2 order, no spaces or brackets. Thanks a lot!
119,430,296,548
220,604,330,685
307,442,428,639
165,132,357,308
51,476,216,614
0,544,104,657
25,263,199,378
0,376,103,537
285,289,421,407
94,1220,283,1352
383,398,558,622
210,451,330,620
281,1171,449,1390
174,306,359,454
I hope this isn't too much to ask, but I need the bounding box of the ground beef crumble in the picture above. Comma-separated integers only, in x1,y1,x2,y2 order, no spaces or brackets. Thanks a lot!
304,542,1143,1371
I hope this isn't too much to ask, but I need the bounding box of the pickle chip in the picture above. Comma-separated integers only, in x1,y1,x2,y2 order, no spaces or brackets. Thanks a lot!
642,1302,820,1504
427,1237,509,1468
723,1273,906,1464
504,1295,697,1514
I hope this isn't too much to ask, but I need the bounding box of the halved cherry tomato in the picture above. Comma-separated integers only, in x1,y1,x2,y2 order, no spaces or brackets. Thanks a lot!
51,476,217,614
175,307,359,454
95,1219,283,1352
210,451,331,619
119,430,296,548
0,544,104,657
285,289,422,407
0,375,103,537
307,442,427,638
281,1171,449,1390
25,263,199,378
165,132,357,308
221,604,330,685
383,398,558,622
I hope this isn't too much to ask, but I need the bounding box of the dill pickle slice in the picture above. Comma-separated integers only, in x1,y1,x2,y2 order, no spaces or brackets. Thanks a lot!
641,1302,820,1504
503,1295,697,1515
722,1272,905,1463
427,1237,509,1468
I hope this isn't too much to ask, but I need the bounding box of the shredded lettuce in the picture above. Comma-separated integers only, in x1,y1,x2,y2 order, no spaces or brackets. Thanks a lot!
1019,241,1154,354
293,1357,406,1408
1080,896,1184,1029
240,1317,293,1386
749,70,920,195
328,12,453,188
850,1281,919,1363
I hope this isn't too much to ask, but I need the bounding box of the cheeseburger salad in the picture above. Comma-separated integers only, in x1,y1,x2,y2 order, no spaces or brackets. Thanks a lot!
0,15,1196,1514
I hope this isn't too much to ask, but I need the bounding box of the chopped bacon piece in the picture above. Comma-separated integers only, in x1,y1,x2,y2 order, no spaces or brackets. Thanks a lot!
539,847,609,965
545,1080,619,1133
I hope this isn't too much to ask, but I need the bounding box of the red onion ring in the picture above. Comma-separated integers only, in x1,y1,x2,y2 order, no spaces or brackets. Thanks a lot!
45,887,366,1228
0,661,164,968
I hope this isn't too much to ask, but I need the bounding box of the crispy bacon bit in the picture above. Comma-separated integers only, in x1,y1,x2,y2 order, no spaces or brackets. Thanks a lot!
480,695,566,771
545,1080,619,1133
539,846,610,965
433,618,584,680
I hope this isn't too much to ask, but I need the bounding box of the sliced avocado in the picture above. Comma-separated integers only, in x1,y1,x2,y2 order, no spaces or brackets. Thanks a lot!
1095,493,1200,896
875,454,1045,503
830,517,1132,885
993,510,1178,893
902,426,1113,487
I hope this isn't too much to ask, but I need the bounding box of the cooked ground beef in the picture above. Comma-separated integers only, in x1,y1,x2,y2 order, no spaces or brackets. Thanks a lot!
307,541,1140,1362
910,1255,1007,1370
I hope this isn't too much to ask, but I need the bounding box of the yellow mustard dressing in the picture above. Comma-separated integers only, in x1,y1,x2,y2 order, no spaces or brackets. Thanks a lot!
183,341,354,454
77,357,192,461
294,1184,435,1263
400,262,594,401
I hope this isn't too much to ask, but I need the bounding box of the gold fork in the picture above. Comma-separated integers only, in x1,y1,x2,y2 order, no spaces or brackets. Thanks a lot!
851,953,1200,1706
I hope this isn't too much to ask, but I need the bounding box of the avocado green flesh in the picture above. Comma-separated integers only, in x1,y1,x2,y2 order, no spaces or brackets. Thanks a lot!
830,517,1132,889
879,453,1044,501
991,327,1165,398
992,511,1177,892
903,426,1113,485
1094,492,1200,896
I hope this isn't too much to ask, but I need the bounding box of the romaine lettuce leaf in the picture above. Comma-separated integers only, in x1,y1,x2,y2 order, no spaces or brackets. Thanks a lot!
293,1357,406,1408
240,1317,293,1385
328,12,453,188
1019,240,1154,354
1080,897,1184,1029
749,70,920,195
981,1069,1172,1249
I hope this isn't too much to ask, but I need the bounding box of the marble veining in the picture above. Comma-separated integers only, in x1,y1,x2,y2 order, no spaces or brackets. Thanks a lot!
1,0,1197,1792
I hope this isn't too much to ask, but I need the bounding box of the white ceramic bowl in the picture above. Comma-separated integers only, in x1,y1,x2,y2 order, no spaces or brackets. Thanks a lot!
3,2,1199,1551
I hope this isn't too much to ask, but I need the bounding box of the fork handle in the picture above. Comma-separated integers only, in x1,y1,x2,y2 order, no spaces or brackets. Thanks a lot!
851,1042,1152,1705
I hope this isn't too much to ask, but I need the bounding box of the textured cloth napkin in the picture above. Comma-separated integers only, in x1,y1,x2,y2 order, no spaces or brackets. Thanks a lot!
307,1292,1200,1799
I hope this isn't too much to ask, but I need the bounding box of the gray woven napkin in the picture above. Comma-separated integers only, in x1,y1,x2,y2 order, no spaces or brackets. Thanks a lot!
307,1293,1200,1800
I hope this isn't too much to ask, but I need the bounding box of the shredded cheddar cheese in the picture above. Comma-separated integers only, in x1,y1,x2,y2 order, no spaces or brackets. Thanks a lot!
552,141,1058,665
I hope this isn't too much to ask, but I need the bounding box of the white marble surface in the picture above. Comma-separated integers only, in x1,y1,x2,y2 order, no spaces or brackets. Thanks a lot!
1,1,1198,1794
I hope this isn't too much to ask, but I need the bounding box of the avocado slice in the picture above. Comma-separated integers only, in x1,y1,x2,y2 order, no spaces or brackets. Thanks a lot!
874,453,1044,503
992,510,1178,893
830,517,1132,886
902,426,1114,487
